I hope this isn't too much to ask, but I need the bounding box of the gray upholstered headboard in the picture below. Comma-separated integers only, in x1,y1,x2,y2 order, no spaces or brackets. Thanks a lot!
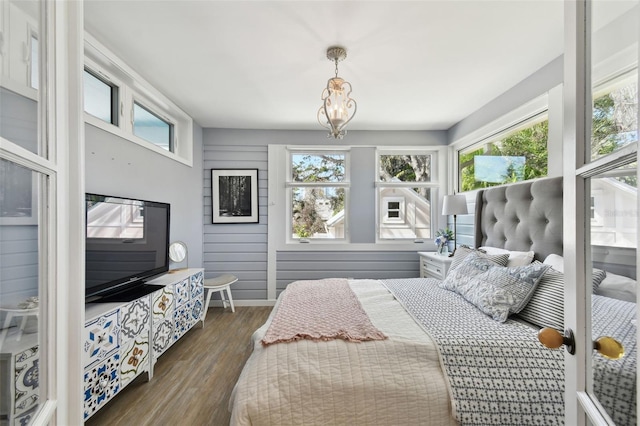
474,177,563,262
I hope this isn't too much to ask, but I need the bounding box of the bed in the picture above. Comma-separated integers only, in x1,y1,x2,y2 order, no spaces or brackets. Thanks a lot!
229,177,636,425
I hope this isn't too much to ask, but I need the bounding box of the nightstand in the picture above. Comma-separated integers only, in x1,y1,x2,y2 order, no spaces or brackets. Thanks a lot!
418,252,453,280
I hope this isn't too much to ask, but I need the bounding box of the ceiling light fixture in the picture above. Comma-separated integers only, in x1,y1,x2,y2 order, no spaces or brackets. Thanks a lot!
317,46,357,139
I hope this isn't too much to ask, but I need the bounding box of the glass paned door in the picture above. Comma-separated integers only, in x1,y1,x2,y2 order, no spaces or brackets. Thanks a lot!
577,0,639,423
0,1,51,424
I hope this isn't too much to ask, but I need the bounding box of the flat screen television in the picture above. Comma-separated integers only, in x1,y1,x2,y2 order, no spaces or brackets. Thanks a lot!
85,193,170,303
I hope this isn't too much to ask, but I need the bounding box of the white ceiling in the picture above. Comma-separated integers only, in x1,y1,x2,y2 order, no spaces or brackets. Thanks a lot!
84,1,571,131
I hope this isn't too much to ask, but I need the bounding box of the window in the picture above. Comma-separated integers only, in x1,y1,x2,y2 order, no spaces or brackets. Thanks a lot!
377,151,437,240
133,102,174,151
288,151,348,240
458,116,548,192
84,33,193,166
84,68,119,125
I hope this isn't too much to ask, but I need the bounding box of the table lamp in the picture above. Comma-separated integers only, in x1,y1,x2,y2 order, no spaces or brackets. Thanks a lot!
442,194,468,255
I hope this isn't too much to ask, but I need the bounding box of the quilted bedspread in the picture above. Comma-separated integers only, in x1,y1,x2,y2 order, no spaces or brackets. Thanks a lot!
384,278,565,425
229,279,457,426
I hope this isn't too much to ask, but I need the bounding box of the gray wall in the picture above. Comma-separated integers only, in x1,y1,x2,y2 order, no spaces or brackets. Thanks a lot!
85,123,204,270
276,251,420,297
203,129,446,300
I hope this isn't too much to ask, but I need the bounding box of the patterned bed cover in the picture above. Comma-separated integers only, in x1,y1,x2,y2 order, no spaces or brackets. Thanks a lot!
229,278,636,425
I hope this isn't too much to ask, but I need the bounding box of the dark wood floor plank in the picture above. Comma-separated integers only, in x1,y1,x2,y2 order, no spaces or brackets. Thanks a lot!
86,306,272,426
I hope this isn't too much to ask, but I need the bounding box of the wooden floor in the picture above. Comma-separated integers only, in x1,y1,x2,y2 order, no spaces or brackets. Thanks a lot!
86,306,272,426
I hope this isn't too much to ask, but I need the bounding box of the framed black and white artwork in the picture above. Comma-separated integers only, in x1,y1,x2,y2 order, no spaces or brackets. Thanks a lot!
211,169,259,224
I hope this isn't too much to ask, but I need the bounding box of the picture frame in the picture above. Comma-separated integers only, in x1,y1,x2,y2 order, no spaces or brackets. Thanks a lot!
211,169,259,224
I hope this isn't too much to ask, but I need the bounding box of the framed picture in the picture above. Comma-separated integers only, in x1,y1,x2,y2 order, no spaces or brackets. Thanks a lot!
211,169,259,224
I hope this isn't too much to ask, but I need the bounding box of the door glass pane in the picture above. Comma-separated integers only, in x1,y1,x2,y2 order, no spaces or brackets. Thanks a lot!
588,2,638,423
0,1,42,157
0,159,44,425
589,163,637,426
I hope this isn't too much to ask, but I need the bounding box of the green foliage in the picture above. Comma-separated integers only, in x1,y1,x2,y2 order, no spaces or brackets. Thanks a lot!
460,121,549,192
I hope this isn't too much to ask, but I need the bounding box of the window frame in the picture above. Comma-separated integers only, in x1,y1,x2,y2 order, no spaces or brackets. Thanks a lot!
83,66,119,126
132,100,175,152
455,111,550,193
84,33,193,166
285,148,351,243
375,149,441,242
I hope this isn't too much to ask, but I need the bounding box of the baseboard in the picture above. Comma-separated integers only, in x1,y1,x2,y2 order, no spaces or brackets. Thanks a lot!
208,299,276,307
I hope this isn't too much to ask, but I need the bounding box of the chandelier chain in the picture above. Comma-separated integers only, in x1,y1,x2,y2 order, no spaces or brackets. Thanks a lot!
334,59,339,78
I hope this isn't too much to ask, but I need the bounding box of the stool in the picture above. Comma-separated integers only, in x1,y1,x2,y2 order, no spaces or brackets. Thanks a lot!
0,307,39,347
202,274,238,326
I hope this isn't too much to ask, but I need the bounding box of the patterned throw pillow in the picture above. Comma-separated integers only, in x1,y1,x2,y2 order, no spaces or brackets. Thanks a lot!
440,254,550,322
449,245,510,272
517,263,609,330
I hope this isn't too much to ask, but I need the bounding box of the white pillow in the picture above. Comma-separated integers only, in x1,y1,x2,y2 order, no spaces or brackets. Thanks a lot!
597,272,637,303
543,253,565,272
479,246,535,267
543,253,609,293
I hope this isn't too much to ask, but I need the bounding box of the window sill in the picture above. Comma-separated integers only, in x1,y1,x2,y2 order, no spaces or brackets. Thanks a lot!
85,115,193,167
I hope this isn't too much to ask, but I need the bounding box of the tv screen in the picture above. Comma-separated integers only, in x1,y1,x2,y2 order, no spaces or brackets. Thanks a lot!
85,193,170,302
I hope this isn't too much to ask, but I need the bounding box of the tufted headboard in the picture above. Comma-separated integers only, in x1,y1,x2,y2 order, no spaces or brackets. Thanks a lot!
474,177,563,262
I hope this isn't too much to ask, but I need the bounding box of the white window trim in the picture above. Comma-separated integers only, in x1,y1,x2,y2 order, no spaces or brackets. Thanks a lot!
84,32,193,167
285,147,351,244
268,144,448,252
375,148,445,243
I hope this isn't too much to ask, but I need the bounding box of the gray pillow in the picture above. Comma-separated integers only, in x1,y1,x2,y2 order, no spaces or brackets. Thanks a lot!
449,245,509,272
440,254,550,322
517,265,609,330
517,267,565,330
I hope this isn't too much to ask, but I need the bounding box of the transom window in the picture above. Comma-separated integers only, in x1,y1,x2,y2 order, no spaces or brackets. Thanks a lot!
84,68,119,125
458,115,549,192
377,151,437,240
133,102,174,152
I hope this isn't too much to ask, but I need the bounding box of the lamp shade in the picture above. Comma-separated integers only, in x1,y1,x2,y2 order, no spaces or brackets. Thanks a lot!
442,194,468,216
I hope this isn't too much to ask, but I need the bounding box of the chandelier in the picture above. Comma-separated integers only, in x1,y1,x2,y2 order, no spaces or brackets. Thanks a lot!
317,46,357,139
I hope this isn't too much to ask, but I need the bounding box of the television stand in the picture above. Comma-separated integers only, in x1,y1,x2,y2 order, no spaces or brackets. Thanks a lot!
89,283,164,303
83,268,204,420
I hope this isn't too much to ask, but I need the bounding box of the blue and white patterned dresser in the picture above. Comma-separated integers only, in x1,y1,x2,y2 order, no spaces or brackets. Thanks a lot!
0,333,39,425
83,268,204,420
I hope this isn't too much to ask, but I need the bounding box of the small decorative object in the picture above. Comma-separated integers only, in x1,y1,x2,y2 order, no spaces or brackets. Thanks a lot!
435,228,454,255
211,169,259,224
